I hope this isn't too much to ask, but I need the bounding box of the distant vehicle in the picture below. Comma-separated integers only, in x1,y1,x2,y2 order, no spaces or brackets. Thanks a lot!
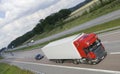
42,33,107,65
35,54,44,60
31,40,34,43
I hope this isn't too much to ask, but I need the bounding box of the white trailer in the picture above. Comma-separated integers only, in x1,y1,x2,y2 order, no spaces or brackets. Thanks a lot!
41,34,84,60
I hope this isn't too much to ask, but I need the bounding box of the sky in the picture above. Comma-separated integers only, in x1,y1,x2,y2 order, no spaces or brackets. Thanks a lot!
0,0,84,48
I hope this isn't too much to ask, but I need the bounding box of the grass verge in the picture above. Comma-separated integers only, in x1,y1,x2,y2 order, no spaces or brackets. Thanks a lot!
76,18,120,34
15,18,120,51
31,0,120,41
0,63,34,74
0,56,3,59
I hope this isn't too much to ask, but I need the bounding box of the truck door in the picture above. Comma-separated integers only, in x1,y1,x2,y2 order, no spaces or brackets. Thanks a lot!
73,41,87,58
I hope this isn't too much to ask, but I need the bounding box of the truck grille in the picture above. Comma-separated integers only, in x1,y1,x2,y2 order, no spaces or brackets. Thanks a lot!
94,45,106,59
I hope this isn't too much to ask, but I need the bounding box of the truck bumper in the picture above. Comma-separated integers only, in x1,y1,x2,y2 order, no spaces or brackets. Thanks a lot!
92,51,107,64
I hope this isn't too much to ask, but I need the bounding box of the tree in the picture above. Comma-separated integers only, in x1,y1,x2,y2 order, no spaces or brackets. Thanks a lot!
33,23,44,34
59,9,71,19
7,31,35,48
99,0,104,5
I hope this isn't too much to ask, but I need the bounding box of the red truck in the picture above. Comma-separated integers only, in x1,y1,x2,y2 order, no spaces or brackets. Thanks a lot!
42,33,107,64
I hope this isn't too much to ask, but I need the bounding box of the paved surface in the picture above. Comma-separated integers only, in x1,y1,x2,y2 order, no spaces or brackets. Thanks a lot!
9,58,120,74
2,29,120,74
13,9,120,50
99,30,120,53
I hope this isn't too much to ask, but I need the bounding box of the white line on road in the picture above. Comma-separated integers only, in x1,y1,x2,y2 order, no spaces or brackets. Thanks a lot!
110,52,120,55
99,30,120,37
102,41,120,44
11,60,120,74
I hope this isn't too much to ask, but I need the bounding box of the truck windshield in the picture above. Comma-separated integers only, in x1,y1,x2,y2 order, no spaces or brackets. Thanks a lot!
88,39,101,52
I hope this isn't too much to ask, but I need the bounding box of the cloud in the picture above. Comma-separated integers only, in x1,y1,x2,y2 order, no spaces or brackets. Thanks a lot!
0,10,5,18
0,0,60,27
0,0,84,48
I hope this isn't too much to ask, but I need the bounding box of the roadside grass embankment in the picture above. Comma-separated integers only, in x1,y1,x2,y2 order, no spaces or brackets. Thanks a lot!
0,63,34,74
14,17,120,51
0,56,3,60
76,18,120,34
31,0,120,41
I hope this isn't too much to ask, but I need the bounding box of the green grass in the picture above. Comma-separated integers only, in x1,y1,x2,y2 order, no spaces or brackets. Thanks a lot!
15,18,120,51
0,56,3,59
76,18,120,34
0,63,34,74
30,0,120,41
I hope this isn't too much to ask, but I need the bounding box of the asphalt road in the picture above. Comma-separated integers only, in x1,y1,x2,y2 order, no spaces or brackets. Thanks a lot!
10,58,120,74
3,29,120,74
13,9,120,50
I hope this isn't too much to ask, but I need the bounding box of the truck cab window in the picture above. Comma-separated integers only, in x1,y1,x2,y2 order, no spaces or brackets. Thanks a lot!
88,39,100,52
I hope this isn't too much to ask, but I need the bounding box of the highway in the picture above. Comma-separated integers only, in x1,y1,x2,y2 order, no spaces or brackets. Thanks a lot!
2,29,120,74
13,9,120,50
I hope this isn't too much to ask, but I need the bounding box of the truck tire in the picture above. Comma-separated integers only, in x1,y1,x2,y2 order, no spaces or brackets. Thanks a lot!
73,60,79,64
87,60,97,65
92,62,97,65
88,60,93,65
79,58,88,64
56,60,63,63
59,60,63,63
55,60,59,63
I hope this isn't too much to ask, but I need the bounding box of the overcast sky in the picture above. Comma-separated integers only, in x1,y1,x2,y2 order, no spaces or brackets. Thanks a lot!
0,0,84,48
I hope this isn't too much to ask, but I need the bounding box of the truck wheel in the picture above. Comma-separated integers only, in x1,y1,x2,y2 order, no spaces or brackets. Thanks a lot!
80,58,87,64
55,60,58,63
92,62,97,65
59,60,63,63
88,60,97,65
56,60,63,63
88,60,92,65
73,60,79,64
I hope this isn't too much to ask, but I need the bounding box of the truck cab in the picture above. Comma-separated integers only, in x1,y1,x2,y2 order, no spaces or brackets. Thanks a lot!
73,33,107,64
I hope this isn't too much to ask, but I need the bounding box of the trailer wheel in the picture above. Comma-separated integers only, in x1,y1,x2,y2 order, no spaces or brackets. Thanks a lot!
73,60,79,64
56,60,60,63
80,58,88,64
55,60,59,63
59,60,63,63
55,60,63,63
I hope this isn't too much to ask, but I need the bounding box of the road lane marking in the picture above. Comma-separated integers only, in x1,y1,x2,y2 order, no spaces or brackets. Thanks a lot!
11,60,120,74
102,41,120,44
110,52,120,55
99,30,120,37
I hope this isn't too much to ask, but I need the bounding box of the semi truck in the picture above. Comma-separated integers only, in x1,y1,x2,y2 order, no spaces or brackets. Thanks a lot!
41,33,107,64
